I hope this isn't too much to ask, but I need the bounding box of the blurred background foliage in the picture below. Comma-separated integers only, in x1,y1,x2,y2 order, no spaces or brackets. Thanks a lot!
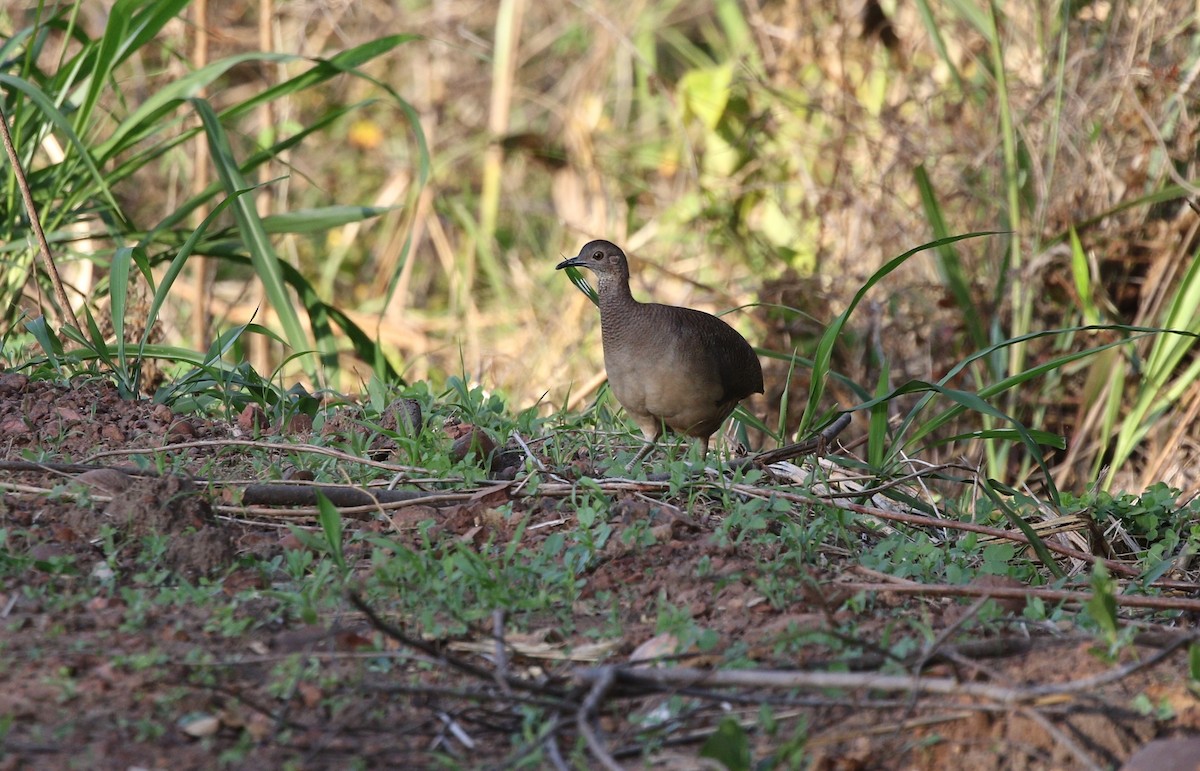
2,0,1200,495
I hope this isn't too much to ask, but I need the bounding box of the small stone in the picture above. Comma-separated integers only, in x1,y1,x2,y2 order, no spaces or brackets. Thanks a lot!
968,574,1027,613
386,398,423,435
167,419,196,441
448,424,497,466
0,372,29,394
101,424,126,443
284,412,313,435
178,713,220,738
1122,738,1200,771
76,468,133,494
55,406,84,422
237,404,267,434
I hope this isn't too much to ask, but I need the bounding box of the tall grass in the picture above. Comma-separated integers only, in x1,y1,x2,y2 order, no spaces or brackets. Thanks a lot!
4,0,1200,493
1,0,426,393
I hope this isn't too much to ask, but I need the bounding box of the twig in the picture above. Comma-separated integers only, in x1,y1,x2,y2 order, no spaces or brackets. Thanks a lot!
1022,633,1194,699
492,609,512,695
347,592,567,701
436,711,476,750
543,723,570,771
746,412,854,467
641,413,854,482
802,462,979,499
577,665,623,771
1017,706,1104,771
83,438,440,477
805,711,976,747
841,581,1200,613
361,681,565,711
0,459,165,477
576,633,1193,705
0,102,81,333
939,645,1104,770
735,484,1154,580
15,454,1200,595
489,712,567,771
913,596,989,677
509,429,547,473
241,484,433,508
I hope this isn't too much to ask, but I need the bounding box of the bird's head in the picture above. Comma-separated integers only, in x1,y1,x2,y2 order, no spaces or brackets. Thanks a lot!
555,240,630,281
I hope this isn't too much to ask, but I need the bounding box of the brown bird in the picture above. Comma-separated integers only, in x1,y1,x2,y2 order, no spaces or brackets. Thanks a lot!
557,239,764,469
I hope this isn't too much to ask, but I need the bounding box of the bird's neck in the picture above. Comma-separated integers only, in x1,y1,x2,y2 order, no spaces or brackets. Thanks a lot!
596,274,636,314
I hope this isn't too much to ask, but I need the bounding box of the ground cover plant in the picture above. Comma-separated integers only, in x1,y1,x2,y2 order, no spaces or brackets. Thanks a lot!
3,0,1200,768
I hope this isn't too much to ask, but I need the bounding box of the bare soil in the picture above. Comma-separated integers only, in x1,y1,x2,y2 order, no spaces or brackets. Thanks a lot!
1,377,1196,769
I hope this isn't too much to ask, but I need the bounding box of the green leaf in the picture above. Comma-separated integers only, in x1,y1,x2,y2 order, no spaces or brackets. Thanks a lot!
914,165,987,354
678,63,734,130
315,492,347,574
1086,563,1119,643
190,97,320,381
25,316,64,373
1069,226,1097,324
262,206,392,234
980,479,1063,579
560,265,598,306
868,362,890,468
699,717,751,771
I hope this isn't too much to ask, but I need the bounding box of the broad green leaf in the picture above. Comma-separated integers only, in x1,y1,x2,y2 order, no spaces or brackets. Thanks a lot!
678,63,733,130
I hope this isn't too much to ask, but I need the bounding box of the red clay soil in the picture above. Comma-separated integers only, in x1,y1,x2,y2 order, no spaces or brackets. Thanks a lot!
1,375,1196,769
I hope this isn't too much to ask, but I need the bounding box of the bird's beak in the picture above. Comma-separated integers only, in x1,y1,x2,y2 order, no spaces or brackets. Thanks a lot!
555,253,585,271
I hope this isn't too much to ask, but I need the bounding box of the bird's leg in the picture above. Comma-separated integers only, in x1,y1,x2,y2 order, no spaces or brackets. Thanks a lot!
624,422,665,472
624,439,658,472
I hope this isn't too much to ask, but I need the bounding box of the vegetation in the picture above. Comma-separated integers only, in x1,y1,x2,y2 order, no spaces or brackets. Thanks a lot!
2,0,1200,767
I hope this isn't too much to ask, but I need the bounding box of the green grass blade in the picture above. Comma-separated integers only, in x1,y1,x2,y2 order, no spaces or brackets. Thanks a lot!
560,266,599,306
802,232,1000,436
137,194,240,374
914,164,987,354
315,492,347,574
857,377,1062,501
1069,226,1097,324
912,0,963,92
73,0,130,135
1106,245,1200,486
109,245,131,377
0,73,130,231
25,316,64,373
190,97,318,382
97,52,297,161
261,206,393,234
141,104,360,239
980,478,1064,579
868,361,890,469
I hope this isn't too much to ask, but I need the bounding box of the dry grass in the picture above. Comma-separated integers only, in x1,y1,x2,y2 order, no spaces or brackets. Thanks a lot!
14,0,1200,489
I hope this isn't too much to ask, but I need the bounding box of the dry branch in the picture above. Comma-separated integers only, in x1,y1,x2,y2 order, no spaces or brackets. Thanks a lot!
574,631,1194,706
0,103,81,334
841,581,1200,613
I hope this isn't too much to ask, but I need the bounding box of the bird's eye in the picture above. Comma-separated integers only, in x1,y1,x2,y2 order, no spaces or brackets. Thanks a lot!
592,251,603,260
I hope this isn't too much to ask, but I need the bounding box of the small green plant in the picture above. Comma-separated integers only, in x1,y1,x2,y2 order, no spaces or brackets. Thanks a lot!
1084,564,1128,655
315,493,348,575
700,717,752,771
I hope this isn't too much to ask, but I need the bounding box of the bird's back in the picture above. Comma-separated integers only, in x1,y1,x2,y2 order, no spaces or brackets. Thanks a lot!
600,300,762,439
